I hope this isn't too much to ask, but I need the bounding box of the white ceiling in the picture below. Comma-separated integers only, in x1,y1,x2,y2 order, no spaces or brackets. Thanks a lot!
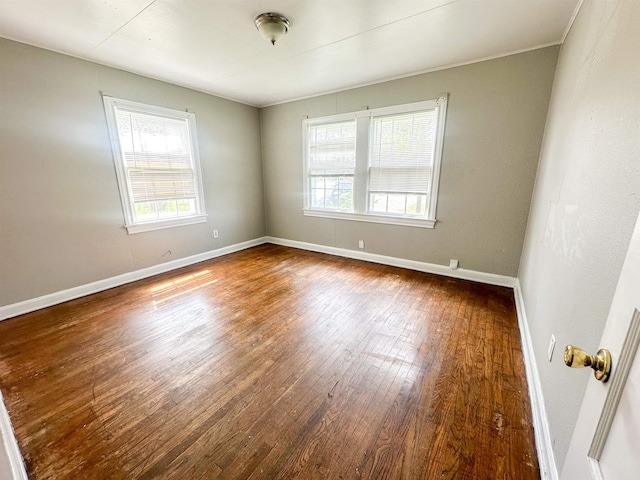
0,0,580,107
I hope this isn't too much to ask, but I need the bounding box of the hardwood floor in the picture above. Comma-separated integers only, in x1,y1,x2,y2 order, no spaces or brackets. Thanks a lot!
0,244,539,479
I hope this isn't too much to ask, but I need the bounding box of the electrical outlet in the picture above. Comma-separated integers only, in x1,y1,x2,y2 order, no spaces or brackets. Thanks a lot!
548,334,556,362
449,259,459,270
358,240,365,249
213,230,219,238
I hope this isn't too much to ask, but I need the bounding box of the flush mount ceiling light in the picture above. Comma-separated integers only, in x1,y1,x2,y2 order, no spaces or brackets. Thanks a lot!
254,12,290,45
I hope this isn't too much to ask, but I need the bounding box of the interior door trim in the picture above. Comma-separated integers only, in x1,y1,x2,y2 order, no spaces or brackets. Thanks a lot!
587,309,640,478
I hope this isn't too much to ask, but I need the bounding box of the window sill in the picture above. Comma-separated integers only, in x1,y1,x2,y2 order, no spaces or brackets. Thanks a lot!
302,209,436,228
124,215,208,234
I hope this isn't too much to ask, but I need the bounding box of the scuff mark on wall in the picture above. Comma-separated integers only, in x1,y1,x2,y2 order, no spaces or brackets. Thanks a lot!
543,202,592,265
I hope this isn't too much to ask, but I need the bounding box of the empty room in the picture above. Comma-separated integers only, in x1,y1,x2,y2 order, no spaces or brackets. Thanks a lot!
1,1,639,479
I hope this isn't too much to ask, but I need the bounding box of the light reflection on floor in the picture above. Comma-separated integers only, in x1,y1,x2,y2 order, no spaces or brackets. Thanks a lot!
149,269,218,307
293,264,424,385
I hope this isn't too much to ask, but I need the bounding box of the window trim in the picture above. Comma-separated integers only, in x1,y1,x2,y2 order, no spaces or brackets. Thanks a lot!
303,209,436,228
103,96,207,234
302,96,448,229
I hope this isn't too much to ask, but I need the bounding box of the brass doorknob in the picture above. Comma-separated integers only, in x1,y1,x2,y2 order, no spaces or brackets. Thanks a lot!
564,345,611,382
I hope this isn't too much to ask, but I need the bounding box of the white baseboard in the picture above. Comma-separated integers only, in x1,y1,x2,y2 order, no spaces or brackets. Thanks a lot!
0,391,27,480
266,236,517,288
0,237,268,321
0,235,517,321
514,280,558,480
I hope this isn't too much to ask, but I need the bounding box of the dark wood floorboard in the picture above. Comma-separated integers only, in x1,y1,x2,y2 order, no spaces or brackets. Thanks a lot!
0,244,539,479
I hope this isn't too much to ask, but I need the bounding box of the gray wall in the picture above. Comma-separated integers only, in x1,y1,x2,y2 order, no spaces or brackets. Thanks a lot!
0,38,265,307
518,0,640,472
260,47,559,277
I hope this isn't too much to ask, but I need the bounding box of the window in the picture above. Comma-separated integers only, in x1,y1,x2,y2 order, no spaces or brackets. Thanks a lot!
303,96,447,228
103,97,206,234
307,119,356,211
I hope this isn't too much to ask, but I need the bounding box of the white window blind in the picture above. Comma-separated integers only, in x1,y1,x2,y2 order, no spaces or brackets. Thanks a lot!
369,109,436,216
369,110,435,194
116,109,196,205
103,96,206,234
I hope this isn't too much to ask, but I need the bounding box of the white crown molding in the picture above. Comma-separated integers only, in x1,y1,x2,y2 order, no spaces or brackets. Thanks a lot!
0,237,268,321
261,43,561,108
265,237,516,288
561,0,585,44
0,391,28,480
514,280,559,480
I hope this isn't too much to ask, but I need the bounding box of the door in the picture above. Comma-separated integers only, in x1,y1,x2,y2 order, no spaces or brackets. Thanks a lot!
561,210,640,479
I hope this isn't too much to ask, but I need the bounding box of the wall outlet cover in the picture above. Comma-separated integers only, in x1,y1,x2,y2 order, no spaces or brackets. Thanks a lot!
449,259,459,269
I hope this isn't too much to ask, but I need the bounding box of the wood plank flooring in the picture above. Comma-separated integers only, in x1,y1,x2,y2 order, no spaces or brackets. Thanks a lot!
0,244,539,479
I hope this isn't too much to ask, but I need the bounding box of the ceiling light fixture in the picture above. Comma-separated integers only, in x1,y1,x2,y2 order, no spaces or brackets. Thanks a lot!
254,12,290,46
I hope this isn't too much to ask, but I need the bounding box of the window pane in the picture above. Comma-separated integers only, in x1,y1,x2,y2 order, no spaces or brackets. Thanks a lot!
370,194,388,213
308,121,356,174
406,194,427,215
326,191,338,209
134,201,158,221
177,199,196,216
387,194,407,215
157,200,178,218
339,190,353,210
309,175,354,212
311,177,325,189
311,189,326,208
324,177,338,190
